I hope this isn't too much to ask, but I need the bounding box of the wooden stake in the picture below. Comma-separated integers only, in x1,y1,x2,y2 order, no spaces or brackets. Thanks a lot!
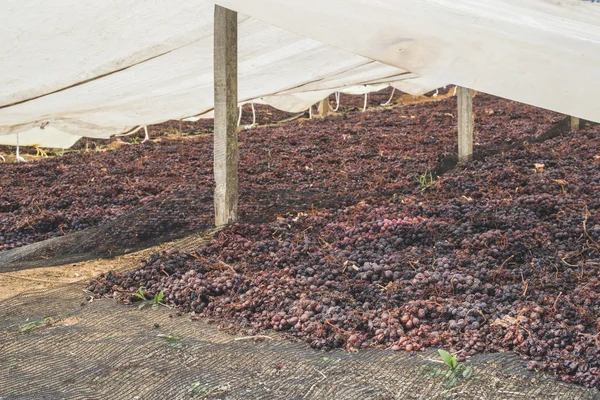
318,98,329,117
457,86,474,162
213,5,238,226
570,116,580,132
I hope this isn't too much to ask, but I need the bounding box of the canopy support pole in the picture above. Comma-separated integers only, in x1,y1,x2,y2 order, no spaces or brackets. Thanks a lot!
213,5,238,227
457,86,474,162
318,98,329,117
570,116,580,132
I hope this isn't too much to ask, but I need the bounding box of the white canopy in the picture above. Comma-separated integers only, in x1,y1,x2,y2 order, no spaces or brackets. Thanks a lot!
217,0,600,121
0,1,436,147
1,0,598,148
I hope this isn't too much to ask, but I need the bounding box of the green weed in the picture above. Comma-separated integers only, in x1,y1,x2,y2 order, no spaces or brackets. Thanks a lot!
311,356,341,366
190,382,230,398
424,350,475,389
133,286,165,310
18,318,52,333
417,171,435,190
158,333,182,348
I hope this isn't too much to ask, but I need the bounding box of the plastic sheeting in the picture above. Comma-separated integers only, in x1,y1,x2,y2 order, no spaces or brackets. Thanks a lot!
0,128,80,149
3,0,598,149
216,0,600,123
188,83,412,120
0,1,432,147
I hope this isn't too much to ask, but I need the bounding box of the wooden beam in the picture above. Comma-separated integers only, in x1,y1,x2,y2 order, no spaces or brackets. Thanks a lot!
213,5,238,226
570,116,580,132
318,98,329,117
457,86,474,162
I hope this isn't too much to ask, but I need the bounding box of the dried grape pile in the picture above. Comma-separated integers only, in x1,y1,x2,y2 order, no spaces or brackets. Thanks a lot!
91,122,600,388
0,93,560,252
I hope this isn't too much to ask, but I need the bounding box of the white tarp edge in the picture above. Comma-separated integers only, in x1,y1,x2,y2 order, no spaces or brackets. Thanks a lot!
0,128,81,149
0,1,432,148
5,0,594,149
184,78,439,121
215,0,600,123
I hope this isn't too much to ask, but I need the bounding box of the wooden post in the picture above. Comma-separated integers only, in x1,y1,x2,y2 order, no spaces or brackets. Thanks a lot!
318,98,329,117
457,86,474,162
214,5,238,226
570,116,580,131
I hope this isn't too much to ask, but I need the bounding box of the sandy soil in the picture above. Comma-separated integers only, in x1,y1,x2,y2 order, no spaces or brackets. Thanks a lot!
0,255,134,301
0,243,178,301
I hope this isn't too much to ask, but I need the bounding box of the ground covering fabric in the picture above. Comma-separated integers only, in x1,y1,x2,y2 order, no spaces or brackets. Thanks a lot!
0,276,598,399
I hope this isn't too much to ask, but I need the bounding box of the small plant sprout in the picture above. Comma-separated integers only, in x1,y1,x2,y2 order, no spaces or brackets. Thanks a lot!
19,319,46,333
152,290,164,309
438,349,457,370
133,286,166,310
158,333,182,348
190,382,231,398
424,350,475,389
439,349,474,388
132,286,147,301
417,171,435,190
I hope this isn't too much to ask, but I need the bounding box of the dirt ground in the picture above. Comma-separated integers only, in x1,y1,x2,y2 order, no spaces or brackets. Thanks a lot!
0,250,144,301
0,228,218,300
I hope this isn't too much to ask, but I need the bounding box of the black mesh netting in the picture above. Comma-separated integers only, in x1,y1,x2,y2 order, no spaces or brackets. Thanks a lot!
0,282,598,400
1,111,599,398
0,180,364,273
0,184,214,272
